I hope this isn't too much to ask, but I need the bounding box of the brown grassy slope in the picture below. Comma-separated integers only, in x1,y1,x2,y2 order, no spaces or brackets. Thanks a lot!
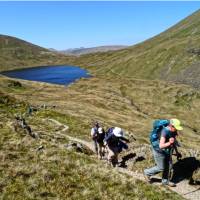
1,76,200,151
0,35,75,72
69,9,200,88
0,91,183,200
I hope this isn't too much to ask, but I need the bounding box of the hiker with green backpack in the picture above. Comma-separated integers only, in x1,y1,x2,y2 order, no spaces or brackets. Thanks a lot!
144,119,183,187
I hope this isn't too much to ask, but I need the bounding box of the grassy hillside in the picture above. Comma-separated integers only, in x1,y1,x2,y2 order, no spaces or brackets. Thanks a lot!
1,10,200,88
70,9,200,88
0,35,75,72
1,76,200,148
0,88,184,200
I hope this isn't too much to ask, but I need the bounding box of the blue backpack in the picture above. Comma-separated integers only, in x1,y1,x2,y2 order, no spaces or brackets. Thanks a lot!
106,127,114,136
150,119,170,150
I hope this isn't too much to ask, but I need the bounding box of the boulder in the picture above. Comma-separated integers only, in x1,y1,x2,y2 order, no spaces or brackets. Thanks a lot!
65,142,93,155
8,80,22,88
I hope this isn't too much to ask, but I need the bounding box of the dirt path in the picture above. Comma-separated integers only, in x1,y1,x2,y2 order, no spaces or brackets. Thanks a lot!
47,119,95,151
49,118,200,200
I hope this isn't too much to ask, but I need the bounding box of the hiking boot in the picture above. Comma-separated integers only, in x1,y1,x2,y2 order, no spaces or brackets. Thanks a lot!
143,173,152,183
98,155,103,160
162,181,176,187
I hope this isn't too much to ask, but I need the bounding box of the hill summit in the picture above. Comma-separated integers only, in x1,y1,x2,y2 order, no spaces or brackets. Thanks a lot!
0,35,74,72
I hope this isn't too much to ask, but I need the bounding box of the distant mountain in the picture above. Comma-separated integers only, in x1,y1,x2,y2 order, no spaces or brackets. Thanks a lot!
48,48,57,52
71,9,200,88
60,45,128,55
0,35,127,72
0,35,74,72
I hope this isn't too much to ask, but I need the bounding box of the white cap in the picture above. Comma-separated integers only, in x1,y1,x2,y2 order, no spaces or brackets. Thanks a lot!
113,127,123,137
98,127,103,134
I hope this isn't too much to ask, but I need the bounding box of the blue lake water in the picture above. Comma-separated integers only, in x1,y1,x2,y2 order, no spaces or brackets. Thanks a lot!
1,65,91,85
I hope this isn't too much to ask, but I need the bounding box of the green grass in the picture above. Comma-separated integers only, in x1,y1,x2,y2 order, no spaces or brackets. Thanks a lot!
37,110,91,141
1,76,200,150
0,91,184,200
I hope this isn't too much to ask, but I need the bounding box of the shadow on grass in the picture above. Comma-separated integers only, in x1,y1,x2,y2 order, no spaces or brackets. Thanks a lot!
151,177,162,183
119,153,136,168
172,157,200,185
119,152,146,168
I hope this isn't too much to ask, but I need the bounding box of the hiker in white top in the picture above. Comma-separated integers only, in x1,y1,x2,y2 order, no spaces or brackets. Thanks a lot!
104,127,129,167
90,122,105,159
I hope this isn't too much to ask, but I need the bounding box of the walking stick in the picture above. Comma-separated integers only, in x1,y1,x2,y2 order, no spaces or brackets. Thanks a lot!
168,147,174,182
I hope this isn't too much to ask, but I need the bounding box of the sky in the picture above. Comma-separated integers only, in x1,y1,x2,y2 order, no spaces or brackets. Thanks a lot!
0,1,200,50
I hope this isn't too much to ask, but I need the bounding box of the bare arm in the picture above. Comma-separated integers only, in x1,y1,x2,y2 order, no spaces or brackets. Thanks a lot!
159,136,174,149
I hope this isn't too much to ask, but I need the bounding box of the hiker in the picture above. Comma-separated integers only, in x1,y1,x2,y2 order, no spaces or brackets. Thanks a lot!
90,122,105,159
144,119,183,187
104,127,129,167
96,127,106,159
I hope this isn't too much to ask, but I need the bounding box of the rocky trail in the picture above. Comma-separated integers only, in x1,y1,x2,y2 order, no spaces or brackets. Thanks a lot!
47,118,94,152
46,118,200,200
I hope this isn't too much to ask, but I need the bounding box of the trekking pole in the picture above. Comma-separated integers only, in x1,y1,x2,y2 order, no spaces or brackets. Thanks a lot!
168,147,174,182
174,140,182,161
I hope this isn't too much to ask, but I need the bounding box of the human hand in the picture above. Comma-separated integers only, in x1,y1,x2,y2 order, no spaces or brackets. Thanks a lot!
169,137,175,145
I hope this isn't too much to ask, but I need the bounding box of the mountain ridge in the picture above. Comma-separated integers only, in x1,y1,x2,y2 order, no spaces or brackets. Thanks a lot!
70,9,200,88
1,9,200,88
0,34,75,72
59,45,128,55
